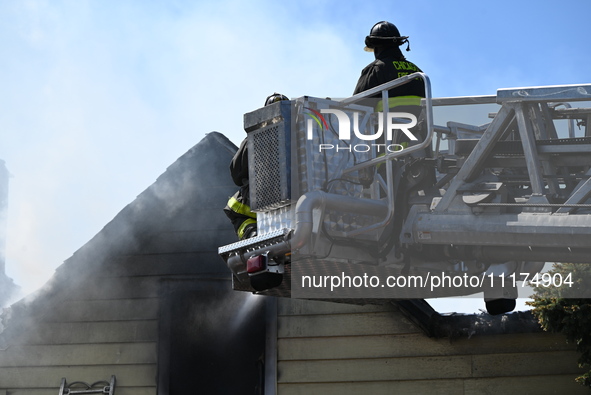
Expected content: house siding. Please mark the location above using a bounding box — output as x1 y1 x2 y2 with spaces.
0 133 240 394
0 132 586 395
276 298 587 395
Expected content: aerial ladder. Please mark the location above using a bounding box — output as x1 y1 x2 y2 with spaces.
219 74 591 314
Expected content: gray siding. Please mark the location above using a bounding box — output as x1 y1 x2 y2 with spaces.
277 298 586 395
0 132 240 394
0 259 160 394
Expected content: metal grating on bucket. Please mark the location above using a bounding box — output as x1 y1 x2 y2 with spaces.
249 122 291 211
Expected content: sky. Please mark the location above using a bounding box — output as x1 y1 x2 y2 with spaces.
1 0 590 311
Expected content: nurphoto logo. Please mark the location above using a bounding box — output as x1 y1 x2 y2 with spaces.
304 107 418 153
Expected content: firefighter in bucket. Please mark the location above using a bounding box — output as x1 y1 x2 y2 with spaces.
224 93 289 240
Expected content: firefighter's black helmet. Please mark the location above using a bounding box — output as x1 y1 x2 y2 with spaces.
364 21 409 51
264 93 289 106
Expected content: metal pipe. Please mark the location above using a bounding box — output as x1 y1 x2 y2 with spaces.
475 246 591 264
226 191 389 270
339 72 429 106
290 190 389 249
344 157 396 237
550 102 576 138
342 72 434 173
405 210 591 249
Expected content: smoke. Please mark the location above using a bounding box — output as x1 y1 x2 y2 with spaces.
2 0 588 312
0 0 365 300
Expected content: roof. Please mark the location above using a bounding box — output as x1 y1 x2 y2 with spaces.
0 131 240 346
397 299 541 338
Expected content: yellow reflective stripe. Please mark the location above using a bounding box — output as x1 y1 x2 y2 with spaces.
376 95 422 112
237 218 257 239
228 197 257 218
